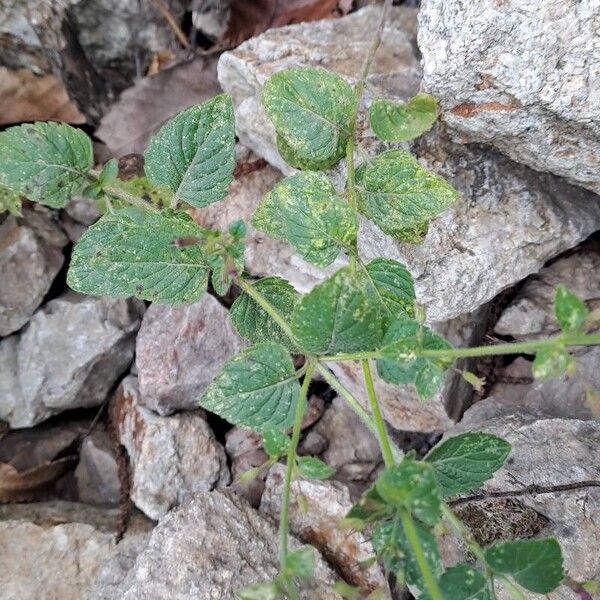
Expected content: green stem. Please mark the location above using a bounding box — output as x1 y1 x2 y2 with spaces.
362 359 394 467
103 184 161 213
496 576 528 600
320 351 381 362
441 504 486 563
399 508 444 600
279 361 315 568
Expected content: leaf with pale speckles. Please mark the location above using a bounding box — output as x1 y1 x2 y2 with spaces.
144 95 235 208
554 285 588 333
230 277 300 351
0 122 93 208
199 343 300 431
291 267 383 354
0 184 22 216
67 207 210 303
253 172 357 267
356 149 458 243
420 565 490 600
262 68 355 170
369 93 438 142
377 319 452 399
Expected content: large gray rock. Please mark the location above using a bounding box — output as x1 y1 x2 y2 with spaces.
112 376 230 520
447 412 600 598
87 490 343 599
0 207 68 337
135 293 246 415
418 0 600 194
0 293 144 428
0 501 152 600
261 463 390 597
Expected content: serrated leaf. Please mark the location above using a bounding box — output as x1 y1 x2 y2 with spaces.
0 122 93 208
554 285 588 332
369 93 438 142
532 347 575 379
144 95 235 208
375 460 441 525
296 456 335 480
362 258 415 324
420 565 490 600
485 538 564 593
253 172 357 267
377 320 452 399
356 149 458 243
283 546 315 582
199 343 299 431
373 518 442 589
425 432 511 497
0 184 22 216
230 277 300 351
262 67 355 170
67 208 210 303
263 428 291 458
291 267 383 354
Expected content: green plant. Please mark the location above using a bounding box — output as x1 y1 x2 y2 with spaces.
1 5 599 599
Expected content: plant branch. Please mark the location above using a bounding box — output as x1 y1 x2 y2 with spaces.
151 0 190 49
279 361 315 568
362 359 394 467
103 184 162 213
399 508 444 600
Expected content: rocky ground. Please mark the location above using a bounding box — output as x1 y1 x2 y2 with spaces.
1 1 599 599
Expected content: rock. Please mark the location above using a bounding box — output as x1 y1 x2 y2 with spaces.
359 132 600 322
0 500 152 600
495 240 600 339
112 376 230 520
135 293 246 415
218 6 421 185
261 463 391 597
87 490 343 599
75 431 120 506
0 206 68 336
64 197 101 227
417 0 600 194
315 396 382 482
447 412 600 597
0 293 144 428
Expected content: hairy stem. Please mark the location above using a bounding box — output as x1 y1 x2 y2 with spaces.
399 508 444 600
362 359 394 467
103 184 162 213
279 361 315 567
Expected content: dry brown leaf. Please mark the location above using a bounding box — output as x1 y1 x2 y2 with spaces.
224 0 352 46
0 68 85 126
96 56 221 157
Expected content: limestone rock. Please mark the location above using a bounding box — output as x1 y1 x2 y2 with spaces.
88 490 343 599
111 376 230 520
261 463 391 597
0 501 152 600
418 0 600 194
0 293 144 428
135 293 246 415
0 207 68 337
448 412 600 597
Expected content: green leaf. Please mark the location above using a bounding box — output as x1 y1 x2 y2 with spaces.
144 95 235 208
485 538 564 593
253 172 357 267
296 456 335 480
283 546 315 582
373 518 442 589
0 122 93 208
199 343 299 431
554 285 588 332
377 320 452 399
0 184 22 216
362 258 415 324
532 347 576 379
262 67 356 170
98 158 118 185
369 93 438 142
344 485 390 529
262 428 291 458
420 565 490 600
67 208 210 303
291 267 383 354
425 432 511 497
230 277 300 351
356 149 458 243
236 582 281 600
375 460 441 525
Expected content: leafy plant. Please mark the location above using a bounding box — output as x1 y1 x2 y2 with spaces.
1 2 599 598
